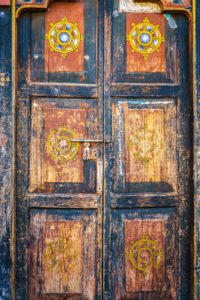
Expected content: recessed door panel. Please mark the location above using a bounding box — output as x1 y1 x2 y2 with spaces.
126 13 166 73
112 100 177 193
29 98 99 193
112 8 180 83
30 0 97 83
28 209 97 299
111 208 178 299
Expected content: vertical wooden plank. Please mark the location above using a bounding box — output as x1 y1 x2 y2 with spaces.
31 13 46 82
194 0 200 299
0 7 13 299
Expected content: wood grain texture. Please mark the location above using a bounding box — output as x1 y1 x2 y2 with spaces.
30 100 86 191
126 13 166 73
12 5 192 300
125 107 165 183
111 209 178 299
28 209 97 299
125 219 164 292
112 101 177 192
44 1 84 73
0 7 12 299
43 221 83 294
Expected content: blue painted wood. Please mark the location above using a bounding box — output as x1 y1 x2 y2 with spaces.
0 7 13 300
195 0 200 298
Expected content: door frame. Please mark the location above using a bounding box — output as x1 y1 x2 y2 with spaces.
0 0 199 298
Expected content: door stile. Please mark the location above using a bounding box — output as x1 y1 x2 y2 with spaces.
103 1 113 299
177 15 193 299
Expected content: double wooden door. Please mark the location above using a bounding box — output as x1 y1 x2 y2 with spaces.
16 1 192 299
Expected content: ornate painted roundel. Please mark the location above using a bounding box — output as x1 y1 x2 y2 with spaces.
128 235 163 273
45 127 79 163
46 17 83 57
127 17 165 59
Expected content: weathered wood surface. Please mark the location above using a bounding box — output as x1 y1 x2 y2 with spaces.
195 1 200 299
28 209 97 299
112 101 177 193
29 98 99 193
30 101 86 189
112 10 178 84
111 209 178 299
44 1 84 73
15 0 192 18
30 0 97 84
15 2 102 299
125 220 165 292
119 0 191 12
106 4 191 299
0 1 196 299
126 13 165 73
0 6 13 300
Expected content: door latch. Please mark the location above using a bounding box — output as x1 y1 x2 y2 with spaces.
71 138 107 193
71 138 110 160
83 142 98 160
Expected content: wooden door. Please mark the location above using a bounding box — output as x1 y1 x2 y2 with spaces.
16 1 192 299
104 2 192 299
16 1 103 299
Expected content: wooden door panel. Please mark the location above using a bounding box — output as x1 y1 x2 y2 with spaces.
111 208 178 299
30 0 97 83
28 209 97 299
126 13 166 73
112 99 177 193
29 98 99 193
112 10 184 83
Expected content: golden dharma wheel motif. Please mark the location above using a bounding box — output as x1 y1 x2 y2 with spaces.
46 17 83 57
129 126 160 164
45 127 79 163
128 235 163 273
127 17 165 59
